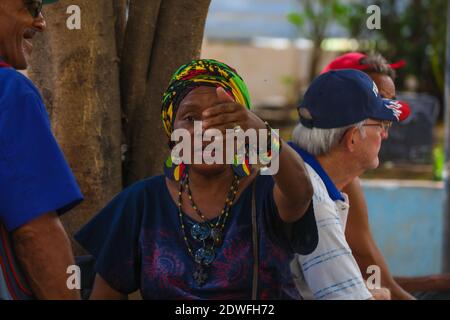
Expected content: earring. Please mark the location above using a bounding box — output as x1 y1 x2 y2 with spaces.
164 155 187 181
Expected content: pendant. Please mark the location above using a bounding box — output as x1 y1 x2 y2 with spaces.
193 264 209 287
191 223 211 241
210 227 223 246
194 247 215 265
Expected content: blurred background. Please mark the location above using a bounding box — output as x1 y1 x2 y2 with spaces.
32 0 448 278
201 0 447 276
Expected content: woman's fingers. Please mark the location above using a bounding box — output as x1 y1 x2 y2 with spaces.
202 102 241 118
203 110 246 130
216 86 235 103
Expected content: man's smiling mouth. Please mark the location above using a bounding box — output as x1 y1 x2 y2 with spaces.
22 28 37 54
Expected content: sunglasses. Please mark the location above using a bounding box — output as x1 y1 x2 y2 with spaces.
24 0 43 18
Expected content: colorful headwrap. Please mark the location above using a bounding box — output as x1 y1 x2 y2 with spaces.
161 59 251 137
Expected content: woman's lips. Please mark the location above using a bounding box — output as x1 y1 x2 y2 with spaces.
193 148 218 160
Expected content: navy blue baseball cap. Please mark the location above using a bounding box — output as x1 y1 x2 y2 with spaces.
299 69 410 129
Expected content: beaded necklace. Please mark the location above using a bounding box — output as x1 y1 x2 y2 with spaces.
177 173 240 286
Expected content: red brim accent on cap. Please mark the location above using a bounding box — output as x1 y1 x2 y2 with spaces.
397 100 411 121
382 99 411 122
389 60 407 69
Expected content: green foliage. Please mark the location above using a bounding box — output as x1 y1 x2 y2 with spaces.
287 12 305 28
287 0 362 80
363 0 447 101
288 0 354 39
433 145 444 181
288 0 447 104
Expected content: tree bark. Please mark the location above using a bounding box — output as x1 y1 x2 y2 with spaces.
123 0 211 185
28 0 123 254
113 0 128 59
27 30 55 117
120 0 162 186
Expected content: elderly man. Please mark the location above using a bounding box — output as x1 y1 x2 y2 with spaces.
289 69 410 300
324 52 450 300
0 0 83 300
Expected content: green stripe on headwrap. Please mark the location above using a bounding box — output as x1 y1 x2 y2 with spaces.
161 59 251 137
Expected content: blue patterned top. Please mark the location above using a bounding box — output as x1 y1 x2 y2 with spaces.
75 174 317 299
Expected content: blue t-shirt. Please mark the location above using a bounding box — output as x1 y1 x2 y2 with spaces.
75 174 317 299
0 63 84 300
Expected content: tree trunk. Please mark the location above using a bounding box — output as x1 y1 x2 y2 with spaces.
27 0 212 253
120 0 162 185
123 0 211 185
113 0 128 59
28 1 123 254
309 38 323 82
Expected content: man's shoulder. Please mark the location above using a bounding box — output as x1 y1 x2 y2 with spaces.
0 69 41 105
304 163 333 202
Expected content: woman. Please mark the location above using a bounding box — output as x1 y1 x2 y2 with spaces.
75 59 317 300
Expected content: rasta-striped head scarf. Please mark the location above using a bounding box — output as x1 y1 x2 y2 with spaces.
161 59 251 137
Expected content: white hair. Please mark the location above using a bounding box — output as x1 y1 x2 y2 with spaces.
292 120 367 156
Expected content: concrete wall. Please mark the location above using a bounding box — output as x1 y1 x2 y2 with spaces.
362 180 445 276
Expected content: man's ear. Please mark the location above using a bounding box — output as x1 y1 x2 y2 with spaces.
341 127 358 152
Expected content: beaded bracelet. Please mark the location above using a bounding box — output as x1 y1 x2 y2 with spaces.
257 121 282 165
266 121 282 152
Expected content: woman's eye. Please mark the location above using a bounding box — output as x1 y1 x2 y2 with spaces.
184 115 198 122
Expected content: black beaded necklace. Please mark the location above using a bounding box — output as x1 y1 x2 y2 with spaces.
177 173 240 287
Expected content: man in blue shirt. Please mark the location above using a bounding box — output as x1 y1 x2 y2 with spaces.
0 0 83 299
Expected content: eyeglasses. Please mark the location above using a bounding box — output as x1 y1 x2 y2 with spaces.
363 120 393 133
24 0 43 19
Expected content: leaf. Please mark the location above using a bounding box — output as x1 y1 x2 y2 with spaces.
332 2 351 18
287 12 305 28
